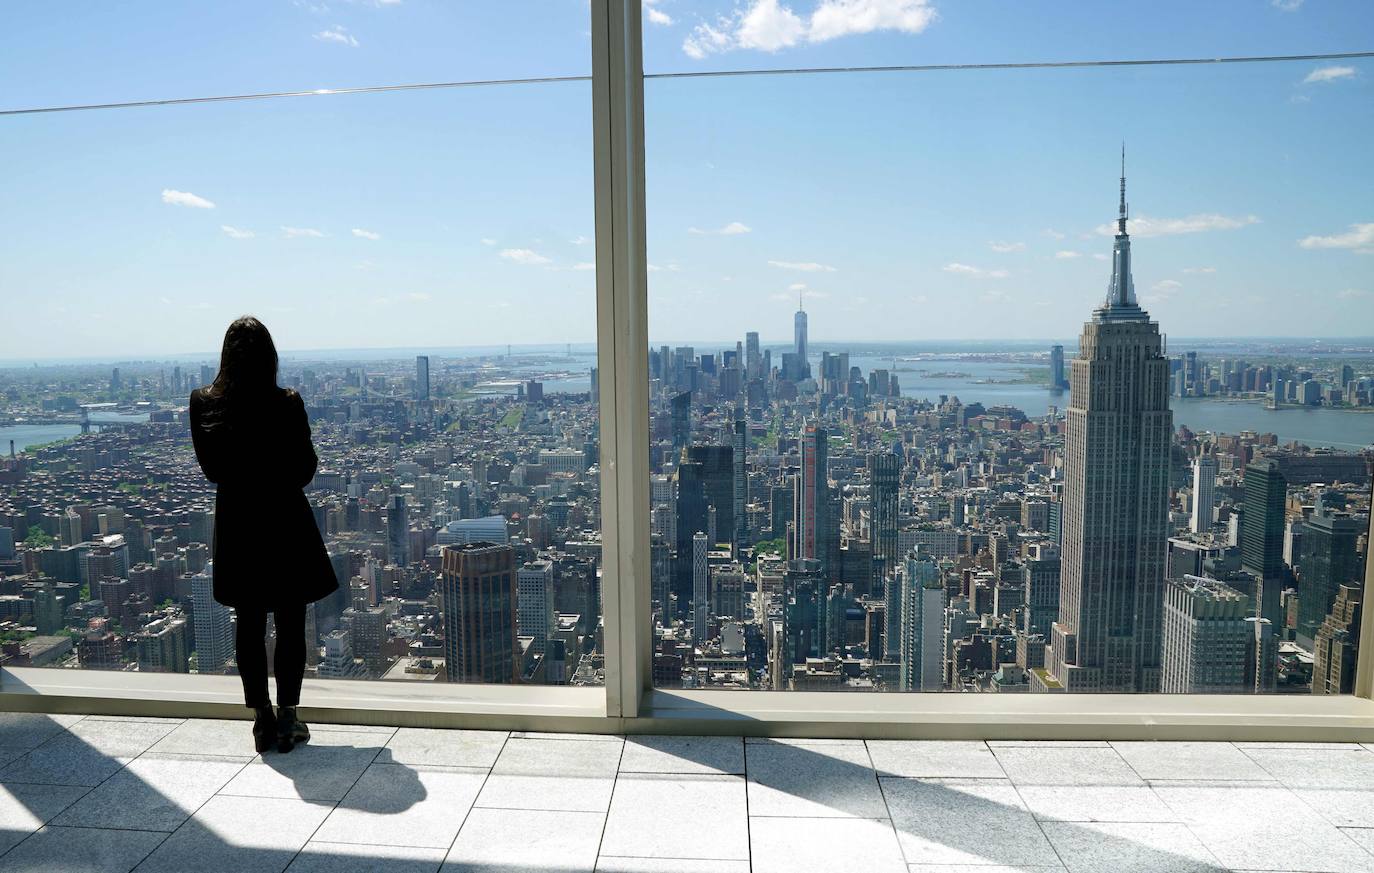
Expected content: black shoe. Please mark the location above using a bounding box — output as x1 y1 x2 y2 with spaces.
276 706 310 754
251 706 275 754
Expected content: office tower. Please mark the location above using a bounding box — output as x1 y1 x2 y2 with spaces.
1240 458 1287 627
1042 156 1171 693
0 526 13 561
1190 455 1217 533
386 495 409 566
1023 543 1061 636
883 564 903 662
191 570 233 673
868 452 900 573
685 444 734 548
783 559 826 670
1312 583 1363 695
745 331 761 379
794 424 831 574
670 391 692 455
1050 344 1066 389
343 606 387 676
415 355 430 401
732 417 747 548
200 364 213 388
135 614 189 674
438 515 510 545
517 559 555 654
899 550 945 692
1245 616 1278 692
441 543 519 684
1296 500 1362 650
1161 576 1249 693
692 532 709 643
317 629 361 679
110 367 120 393
794 294 808 368
650 536 671 623
673 461 707 614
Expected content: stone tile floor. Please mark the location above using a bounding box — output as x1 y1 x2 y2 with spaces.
1 712 1373 872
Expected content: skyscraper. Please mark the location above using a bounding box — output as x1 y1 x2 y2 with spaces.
898 549 945 692
692 531 709 643
415 355 430 401
745 331 761 380
441 542 518 684
732 415 748 549
191 569 233 674
1240 458 1287 627
794 293 808 369
1296 499 1362 650
794 424 830 575
517 559 555 654
1312 583 1363 695
386 494 409 567
685 444 734 549
867 451 900 572
670 391 692 456
1049 344 1067 390
1190 455 1217 534
1160 576 1250 693
1040 153 1172 693
673 461 708 614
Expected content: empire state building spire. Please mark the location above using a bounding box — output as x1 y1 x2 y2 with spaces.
1096 144 1145 322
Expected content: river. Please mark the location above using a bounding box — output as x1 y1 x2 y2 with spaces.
0 411 152 454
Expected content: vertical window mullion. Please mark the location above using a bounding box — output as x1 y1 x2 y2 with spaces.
591 0 650 720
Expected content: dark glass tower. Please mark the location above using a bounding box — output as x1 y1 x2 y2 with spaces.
441 542 518 684
1296 500 1362 649
1240 458 1287 626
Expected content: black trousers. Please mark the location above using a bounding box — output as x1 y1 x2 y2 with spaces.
236 604 306 709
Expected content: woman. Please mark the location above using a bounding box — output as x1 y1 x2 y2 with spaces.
190 317 338 753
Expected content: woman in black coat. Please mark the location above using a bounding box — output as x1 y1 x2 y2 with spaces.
189 316 338 753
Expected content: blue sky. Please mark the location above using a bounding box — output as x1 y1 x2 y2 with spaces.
1 1 1371 359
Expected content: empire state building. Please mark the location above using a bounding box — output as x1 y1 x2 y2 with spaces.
1036 152 1173 693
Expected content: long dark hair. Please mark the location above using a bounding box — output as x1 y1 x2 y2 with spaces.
202 316 280 428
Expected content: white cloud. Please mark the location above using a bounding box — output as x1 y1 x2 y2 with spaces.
1298 222 1374 253
644 0 674 26
789 282 807 291
1336 288 1370 300
1143 278 1183 305
1094 213 1260 238
570 235 590 245
943 262 1008 279
351 228 381 240
572 262 596 271
1043 228 1066 240
689 221 752 235
768 259 836 272
406 292 431 302
912 294 929 304
1303 65 1355 84
1054 250 1081 259
480 238 496 246
282 226 326 238
161 189 215 209
499 248 551 265
313 25 358 47
1092 253 1109 261
988 240 1025 253
1181 266 1217 274
1272 0 1304 10
684 0 935 58
220 225 254 239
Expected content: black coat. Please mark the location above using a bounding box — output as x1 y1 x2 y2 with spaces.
189 387 338 609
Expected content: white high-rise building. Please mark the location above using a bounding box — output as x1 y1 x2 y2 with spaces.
1161 576 1249 693
1039 152 1172 694
1190 455 1217 533
898 550 945 692
517 560 555 654
191 567 233 674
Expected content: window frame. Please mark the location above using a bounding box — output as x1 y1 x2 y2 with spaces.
3 0 1372 740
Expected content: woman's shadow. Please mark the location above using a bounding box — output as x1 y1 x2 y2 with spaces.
257 732 428 815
